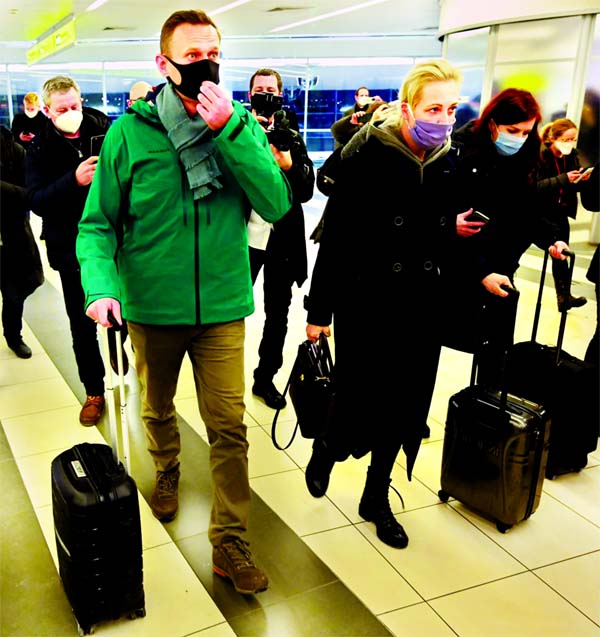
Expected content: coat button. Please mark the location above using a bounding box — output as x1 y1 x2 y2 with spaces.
393 263 403 272
394 216 404 226
424 260 433 271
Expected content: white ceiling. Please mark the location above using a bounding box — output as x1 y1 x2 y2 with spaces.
0 0 443 64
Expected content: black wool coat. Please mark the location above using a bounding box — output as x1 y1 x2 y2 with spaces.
0 126 44 296
26 107 110 271
306 130 462 477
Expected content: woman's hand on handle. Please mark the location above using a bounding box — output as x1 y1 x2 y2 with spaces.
306 324 331 343
481 273 514 297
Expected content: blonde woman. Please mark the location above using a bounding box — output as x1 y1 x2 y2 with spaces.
303 59 468 549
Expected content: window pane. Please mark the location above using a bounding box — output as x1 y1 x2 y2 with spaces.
446 27 489 65
496 17 581 63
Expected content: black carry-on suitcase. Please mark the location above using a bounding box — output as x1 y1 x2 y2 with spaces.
439 288 551 532
51 319 145 635
480 250 598 478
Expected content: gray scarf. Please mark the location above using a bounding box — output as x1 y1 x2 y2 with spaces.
156 82 222 200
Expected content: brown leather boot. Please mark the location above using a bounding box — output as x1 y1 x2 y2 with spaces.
150 465 180 522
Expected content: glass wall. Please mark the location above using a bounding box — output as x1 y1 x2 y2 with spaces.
579 16 600 168
0 56 428 155
444 15 597 141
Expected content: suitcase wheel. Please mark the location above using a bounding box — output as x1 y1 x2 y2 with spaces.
438 490 450 503
128 607 146 620
496 522 512 534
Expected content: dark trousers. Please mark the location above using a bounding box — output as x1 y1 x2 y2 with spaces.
1 276 26 343
250 246 294 382
585 282 599 365
58 267 104 396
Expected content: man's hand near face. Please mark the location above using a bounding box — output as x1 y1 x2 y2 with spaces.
196 81 233 130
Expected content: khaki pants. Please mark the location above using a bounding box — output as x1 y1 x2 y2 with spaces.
128 319 249 546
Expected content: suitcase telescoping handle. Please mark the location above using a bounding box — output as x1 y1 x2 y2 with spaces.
470 284 520 412
531 248 575 365
98 312 131 475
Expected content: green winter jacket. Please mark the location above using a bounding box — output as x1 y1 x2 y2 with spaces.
77 96 292 325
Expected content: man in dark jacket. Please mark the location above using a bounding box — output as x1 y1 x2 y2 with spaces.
26 75 110 426
247 68 315 408
11 92 47 148
0 125 44 357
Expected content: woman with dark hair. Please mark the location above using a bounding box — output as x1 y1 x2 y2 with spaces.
442 88 570 353
537 118 591 311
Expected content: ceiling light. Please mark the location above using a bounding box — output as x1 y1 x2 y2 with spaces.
270 0 391 33
86 0 109 11
211 0 252 16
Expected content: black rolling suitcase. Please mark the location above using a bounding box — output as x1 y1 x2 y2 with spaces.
439 288 551 532
51 320 145 635
482 250 598 478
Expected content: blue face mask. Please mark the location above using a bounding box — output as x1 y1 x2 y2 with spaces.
494 130 526 156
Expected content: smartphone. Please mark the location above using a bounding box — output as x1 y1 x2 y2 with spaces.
90 135 105 156
573 166 594 183
468 210 490 223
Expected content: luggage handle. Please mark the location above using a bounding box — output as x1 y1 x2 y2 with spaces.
471 285 519 412
99 312 131 474
531 249 575 366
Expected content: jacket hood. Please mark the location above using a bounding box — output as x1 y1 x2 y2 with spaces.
342 101 453 168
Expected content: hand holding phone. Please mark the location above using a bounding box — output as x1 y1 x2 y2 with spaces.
573 166 594 183
468 210 490 224
90 135 105 157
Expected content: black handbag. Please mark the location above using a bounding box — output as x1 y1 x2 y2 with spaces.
271 333 335 450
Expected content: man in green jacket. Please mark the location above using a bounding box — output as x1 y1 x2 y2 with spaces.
76 9 291 596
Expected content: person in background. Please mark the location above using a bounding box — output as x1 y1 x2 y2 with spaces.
0 126 44 358
26 76 110 426
127 81 153 107
444 88 571 356
247 67 315 409
11 92 46 147
579 161 599 365
76 10 291 595
331 87 383 148
537 118 591 311
303 59 467 549
331 99 388 148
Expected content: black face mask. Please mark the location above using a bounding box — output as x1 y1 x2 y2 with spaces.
164 56 220 100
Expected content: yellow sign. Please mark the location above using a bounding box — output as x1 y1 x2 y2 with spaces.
27 17 76 65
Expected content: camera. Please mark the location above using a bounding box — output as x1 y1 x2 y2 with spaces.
265 109 295 152
250 92 284 118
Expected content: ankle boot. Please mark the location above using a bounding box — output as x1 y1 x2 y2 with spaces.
305 439 335 498
358 466 408 549
557 293 588 312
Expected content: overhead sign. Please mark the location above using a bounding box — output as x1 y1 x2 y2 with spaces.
27 17 76 65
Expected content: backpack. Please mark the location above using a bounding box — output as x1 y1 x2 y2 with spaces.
316 145 344 197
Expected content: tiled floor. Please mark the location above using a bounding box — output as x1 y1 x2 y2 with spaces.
1 198 598 637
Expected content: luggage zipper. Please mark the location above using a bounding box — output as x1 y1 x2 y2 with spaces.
525 427 542 518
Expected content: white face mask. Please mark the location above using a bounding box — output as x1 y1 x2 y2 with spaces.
25 110 38 119
554 140 574 155
53 109 83 134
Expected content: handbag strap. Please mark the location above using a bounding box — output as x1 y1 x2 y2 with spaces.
270 333 334 451
270 350 301 451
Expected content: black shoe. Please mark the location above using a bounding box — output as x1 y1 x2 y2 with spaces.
558 294 588 312
358 494 409 549
305 439 335 498
7 338 32 359
422 424 431 439
252 379 286 410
